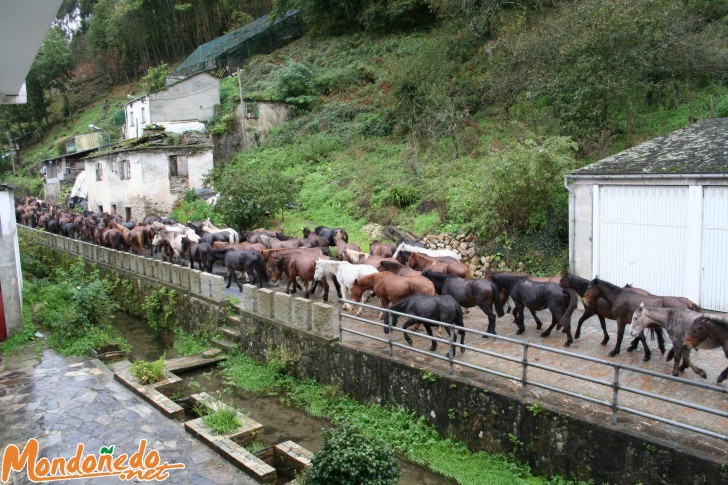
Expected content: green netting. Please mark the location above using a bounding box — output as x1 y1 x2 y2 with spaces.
173 10 302 78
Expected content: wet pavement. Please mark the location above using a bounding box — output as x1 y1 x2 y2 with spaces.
0 344 257 485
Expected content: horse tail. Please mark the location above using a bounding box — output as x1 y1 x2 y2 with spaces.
492 282 505 318
558 288 578 330
256 253 268 287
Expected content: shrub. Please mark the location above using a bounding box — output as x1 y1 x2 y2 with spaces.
303 425 400 485
275 61 317 101
129 355 166 384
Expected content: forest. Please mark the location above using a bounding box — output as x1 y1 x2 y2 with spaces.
2 0 727 274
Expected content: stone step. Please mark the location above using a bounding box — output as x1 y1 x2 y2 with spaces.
211 337 238 352
227 314 242 325
165 353 226 373
220 326 241 343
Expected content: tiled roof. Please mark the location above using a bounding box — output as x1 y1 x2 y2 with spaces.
571 118 728 176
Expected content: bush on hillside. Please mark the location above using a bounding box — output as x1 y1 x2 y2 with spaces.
302 425 400 485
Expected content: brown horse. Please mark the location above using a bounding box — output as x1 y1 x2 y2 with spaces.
284 253 333 301
334 231 361 261
350 272 436 315
340 249 393 269
407 252 470 279
370 240 396 258
266 248 325 285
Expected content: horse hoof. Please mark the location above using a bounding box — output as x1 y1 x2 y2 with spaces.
696 370 707 379
608 350 619 357
600 339 608 346
626 347 636 353
564 341 571 348
516 329 525 335
643 355 651 362
540 331 550 337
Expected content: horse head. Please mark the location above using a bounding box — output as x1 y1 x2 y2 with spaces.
314 259 326 282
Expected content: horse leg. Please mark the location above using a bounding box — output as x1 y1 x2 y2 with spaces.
514 303 526 334
656 329 666 355
423 324 437 352
401 319 417 347
480 304 497 337
597 315 609 345
541 308 560 337
608 320 627 358
225 267 233 288
529 309 543 329
322 278 329 303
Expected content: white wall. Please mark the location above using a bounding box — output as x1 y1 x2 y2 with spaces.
0 188 23 338
569 177 728 310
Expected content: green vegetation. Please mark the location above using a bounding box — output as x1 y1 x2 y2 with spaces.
303 425 400 485
3 0 727 276
129 355 167 384
20 257 129 357
199 403 243 435
144 287 177 331
173 329 212 357
221 352 585 484
0 313 38 357
170 190 222 226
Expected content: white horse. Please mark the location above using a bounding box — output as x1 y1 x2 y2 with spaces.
392 242 461 261
152 230 189 262
314 259 378 311
152 221 200 243
203 218 239 244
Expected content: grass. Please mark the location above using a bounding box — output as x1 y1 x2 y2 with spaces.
0 312 38 356
172 329 211 357
200 403 243 435
220 352 588 485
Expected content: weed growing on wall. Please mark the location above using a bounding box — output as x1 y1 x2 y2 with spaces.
172 329 212 357
200 403 243 435
144 287 177 331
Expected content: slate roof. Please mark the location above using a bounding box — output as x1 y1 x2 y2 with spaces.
570 118 728 176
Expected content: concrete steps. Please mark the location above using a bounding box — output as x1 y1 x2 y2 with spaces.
211 337 238 352
220 326 241 343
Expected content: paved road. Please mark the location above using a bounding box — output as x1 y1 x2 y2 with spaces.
0 345 257 485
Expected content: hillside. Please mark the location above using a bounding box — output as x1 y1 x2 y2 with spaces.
4 0 728 275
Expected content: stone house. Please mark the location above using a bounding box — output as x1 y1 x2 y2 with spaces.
566 118 728 312
84 138 214 220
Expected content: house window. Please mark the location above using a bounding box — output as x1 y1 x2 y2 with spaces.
120 159 131 180
95 163 103 181
98 205 103 213
111 204 117 214
168 155 189 178
129 110 135 127
125 207 132 221
141 107 146 124
244 102 259 119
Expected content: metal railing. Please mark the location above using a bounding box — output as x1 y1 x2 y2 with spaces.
337 299 728 442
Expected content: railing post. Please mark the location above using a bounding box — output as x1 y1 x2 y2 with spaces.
338 300 343 342
387 309 393 357
447 324 456 375
521 344 529 397
611 366 620 425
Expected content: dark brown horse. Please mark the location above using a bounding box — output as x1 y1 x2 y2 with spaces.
284 253 333 301
379 260 422 277
370 240 396 258
683 314 728 383
583 278 672 361
407 252 470 279
334 231 361 261
422 270 504 335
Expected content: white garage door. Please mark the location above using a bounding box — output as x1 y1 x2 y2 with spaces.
596 185 688 296
701 186 728 312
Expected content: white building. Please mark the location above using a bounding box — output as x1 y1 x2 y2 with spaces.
566 118 728 312
124 72 220 139
84 141 214 220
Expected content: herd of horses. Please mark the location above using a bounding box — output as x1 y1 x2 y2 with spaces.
15 197 728 383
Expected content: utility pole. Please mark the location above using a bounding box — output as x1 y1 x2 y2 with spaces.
237 68 248 152
6 132 16 174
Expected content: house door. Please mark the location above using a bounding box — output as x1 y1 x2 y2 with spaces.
594 185 689 296
176 155 188 177
700 186 728 312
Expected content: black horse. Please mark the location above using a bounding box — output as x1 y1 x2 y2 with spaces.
385 294 465 358
489 273 578 347
304 226 349 247
422 270 504 335
189 241 213 272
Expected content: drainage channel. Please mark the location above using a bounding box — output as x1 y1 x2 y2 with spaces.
113 312 455 484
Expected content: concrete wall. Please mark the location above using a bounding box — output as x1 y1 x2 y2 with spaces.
0 188 23 338
84 146 213 219
213 101 292 165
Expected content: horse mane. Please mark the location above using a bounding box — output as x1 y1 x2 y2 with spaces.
421 269 447 281
563 271 589 294
379 260 405 271
591 277 622 293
